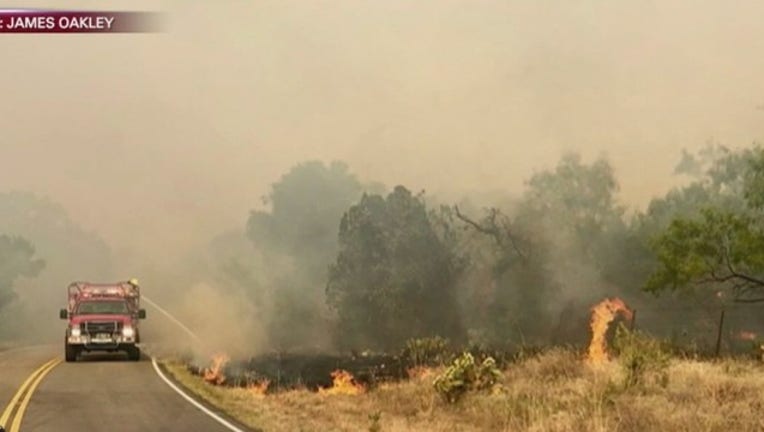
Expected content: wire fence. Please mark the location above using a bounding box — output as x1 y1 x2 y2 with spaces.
629 303 764 357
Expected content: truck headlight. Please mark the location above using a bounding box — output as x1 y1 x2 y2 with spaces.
122 326 135 338
71 326 81 337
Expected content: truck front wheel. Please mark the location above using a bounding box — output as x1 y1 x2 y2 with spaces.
65 343 79 362
126 346 141 361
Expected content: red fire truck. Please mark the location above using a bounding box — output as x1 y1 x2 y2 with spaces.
59 280 147 362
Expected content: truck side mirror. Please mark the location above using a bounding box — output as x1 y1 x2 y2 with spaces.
59 309 68 320
138 309 146 319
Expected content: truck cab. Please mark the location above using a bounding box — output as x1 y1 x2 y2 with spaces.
60 281 147 362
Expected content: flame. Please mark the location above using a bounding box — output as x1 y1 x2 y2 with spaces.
586 297 633 364
247 379 270 397
203 353 230 385
318 369 365 395
736 331 757 341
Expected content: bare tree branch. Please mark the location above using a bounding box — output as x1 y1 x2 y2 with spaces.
730 297 764 303
454 206 500 242
701 235 764 302
453 206 527 261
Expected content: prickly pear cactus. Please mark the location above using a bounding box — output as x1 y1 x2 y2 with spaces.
433 352 501 403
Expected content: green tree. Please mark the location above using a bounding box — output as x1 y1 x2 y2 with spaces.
641 144 753 233
645 145 764 302
0 235 44 311
326 186 465 350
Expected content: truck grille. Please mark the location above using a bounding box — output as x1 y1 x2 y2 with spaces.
83 321 121 335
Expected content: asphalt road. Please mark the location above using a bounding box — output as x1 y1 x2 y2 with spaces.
0 345 240 432
0 346 56 421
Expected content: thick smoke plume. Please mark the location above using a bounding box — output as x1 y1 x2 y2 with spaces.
1 1 764 355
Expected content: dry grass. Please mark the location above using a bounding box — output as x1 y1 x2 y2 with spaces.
162 348 764 432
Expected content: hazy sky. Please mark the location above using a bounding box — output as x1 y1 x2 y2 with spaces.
1 0 763 261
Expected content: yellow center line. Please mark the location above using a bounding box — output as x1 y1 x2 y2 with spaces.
9 358 61 432
0 358 60 431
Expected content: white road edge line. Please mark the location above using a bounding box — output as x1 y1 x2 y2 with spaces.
151 357 247 432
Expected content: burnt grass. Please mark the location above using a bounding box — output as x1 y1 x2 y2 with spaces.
181 340 759 394
184 346 530 393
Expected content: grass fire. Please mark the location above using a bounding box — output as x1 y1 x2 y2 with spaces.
203 353 230 386
160 297 764 431
246 379 270 398
586 297 633 364
318 370 365 396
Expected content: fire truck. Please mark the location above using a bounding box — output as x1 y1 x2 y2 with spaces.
59 280 147 362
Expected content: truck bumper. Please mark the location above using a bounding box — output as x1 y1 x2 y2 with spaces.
67 335 137 349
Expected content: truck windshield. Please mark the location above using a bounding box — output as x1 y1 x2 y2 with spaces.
76 301 129 315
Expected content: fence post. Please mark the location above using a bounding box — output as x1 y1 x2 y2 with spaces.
715 309 726 358
630 309 637 331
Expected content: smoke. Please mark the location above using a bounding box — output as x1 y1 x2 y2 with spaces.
2 1 764 262
2 1 764 352
144 282 267 359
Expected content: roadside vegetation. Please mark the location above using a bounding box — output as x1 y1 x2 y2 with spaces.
162 142 764 431
0 234 44 313
164 340 764 432
5 145 764 350
204 143 764 355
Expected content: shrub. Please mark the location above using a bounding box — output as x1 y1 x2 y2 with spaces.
368 411 382 432
433 352 501 403
612 324 670 389
401 336 451 367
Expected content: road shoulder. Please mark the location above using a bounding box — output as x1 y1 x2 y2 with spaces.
153 359 261 432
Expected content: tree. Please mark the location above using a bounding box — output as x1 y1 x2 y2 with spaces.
247 160 367 273
448 205 535 345
646 145 764 302
452 154 629 345
0 235 44 311
522 154 624 238
645 209 764 302
0 192 111 342
0 192 112 282
242 160 370 350
326 186 465 350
